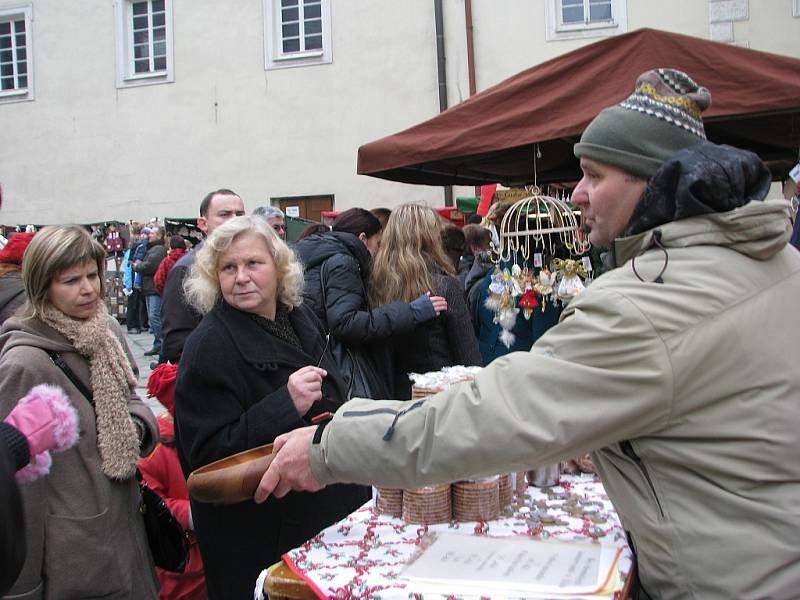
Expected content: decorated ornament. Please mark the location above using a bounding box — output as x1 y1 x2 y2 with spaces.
518 289 539 320
484 264 523 348
488 266 505 295
552 259 588 302
533 268 557 309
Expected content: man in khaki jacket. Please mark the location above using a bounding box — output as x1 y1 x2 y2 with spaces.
255 69 800 599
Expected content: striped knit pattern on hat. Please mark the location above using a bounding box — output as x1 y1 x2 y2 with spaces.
619 69 710 139
574 68 712 178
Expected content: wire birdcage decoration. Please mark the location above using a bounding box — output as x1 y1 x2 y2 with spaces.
497 186 589 263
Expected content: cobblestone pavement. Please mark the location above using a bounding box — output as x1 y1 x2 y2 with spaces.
122 327 167 419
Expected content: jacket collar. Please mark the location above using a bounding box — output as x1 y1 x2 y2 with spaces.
296 231 371 274
609 198 792 268
212 301 326 367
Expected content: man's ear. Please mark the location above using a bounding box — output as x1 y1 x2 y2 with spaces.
358 232 367 242
197 217 208 235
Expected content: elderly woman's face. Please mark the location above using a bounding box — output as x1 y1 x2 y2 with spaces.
217 231 279 319
48 259 101 320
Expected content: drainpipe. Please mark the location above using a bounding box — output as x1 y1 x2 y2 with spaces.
434 0 453 206
464 0 481 198
465 0 477 97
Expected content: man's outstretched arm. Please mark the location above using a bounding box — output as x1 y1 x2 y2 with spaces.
254 426 323 503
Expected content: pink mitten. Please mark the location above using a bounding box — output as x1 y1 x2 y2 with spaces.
4 384 79 459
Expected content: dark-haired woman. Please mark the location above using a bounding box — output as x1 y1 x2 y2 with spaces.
294 207 446 399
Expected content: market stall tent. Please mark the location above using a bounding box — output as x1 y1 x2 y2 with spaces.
357 28 800 186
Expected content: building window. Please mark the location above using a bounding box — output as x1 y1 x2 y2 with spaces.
114 0 174 88
794 0 800 17
0 4 33 103
545 0 627 41
264 0 332 70
560 0 612 25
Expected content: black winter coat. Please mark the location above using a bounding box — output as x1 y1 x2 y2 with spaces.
133 240 167 296
0 272 25 326
160 247 202 363
392 272 481 399
0 422 26 596
174 301 370 600
295 232 421 398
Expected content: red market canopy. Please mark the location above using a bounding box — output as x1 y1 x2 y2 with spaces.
357 28 800 186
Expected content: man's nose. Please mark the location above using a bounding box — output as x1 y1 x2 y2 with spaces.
572 178 589 205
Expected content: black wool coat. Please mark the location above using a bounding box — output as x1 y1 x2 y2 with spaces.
175 301 371 600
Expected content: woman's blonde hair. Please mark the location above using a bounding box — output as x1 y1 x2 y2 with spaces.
184 215 304 315
369 204 454 305
21 225 106 319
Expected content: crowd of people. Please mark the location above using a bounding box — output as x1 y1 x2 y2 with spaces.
0 186 498 599
0 66 799 600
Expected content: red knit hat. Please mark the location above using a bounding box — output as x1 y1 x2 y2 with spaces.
146 363 178 415
0 232 35 265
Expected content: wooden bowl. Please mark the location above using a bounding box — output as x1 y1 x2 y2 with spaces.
187 443 274 504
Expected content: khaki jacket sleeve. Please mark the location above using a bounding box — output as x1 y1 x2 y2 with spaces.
311 287 675 488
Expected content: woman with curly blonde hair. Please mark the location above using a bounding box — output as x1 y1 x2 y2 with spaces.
174 216 370 600
370 205 480 398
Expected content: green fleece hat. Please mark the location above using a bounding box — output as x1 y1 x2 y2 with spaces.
574 69 711 178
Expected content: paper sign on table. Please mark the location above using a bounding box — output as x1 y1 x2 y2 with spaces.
401 532 621 598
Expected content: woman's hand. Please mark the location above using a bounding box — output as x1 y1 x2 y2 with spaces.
428 295 448 315
410 292 448 323
287 366 327 416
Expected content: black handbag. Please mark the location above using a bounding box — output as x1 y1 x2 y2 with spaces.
46 350 189 572
136 470 189 572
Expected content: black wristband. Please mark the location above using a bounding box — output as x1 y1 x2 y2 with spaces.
312 419 330 445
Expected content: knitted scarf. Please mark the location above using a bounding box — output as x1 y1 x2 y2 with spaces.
41 303 140 480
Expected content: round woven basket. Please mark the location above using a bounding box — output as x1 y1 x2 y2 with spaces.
452 477 500 521
375 487 403 517
402 484 452 524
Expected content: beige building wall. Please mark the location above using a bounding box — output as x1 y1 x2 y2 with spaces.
0 0 798 225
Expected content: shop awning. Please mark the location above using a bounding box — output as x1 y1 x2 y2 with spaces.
357 28 800 186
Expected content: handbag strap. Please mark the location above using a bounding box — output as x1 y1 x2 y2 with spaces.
319 259 333 335
46 350 154 488
47 350 95 409
318 259 355 400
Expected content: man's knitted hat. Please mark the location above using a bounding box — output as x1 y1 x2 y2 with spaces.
574 69 711 178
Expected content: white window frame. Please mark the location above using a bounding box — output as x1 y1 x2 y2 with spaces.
0 4 33 103
545 0 627 42
263 0 332 70
114 0 174 88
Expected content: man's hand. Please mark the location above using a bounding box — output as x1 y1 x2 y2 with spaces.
254 426 324 503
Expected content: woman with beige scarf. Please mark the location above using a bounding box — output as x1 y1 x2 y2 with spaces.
0 225 159 600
